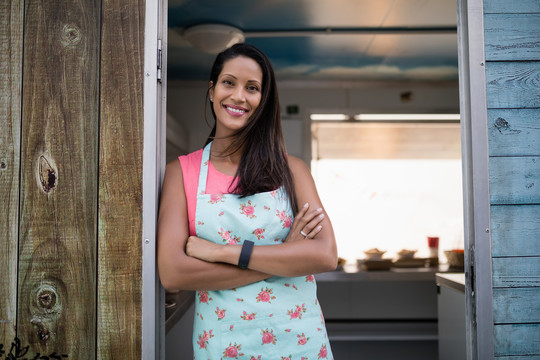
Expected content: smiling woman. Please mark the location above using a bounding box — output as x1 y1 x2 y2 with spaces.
158 43 337 359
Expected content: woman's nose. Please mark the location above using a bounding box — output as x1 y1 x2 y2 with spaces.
231 87 246 102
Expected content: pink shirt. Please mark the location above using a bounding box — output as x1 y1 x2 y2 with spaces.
179 149 238 236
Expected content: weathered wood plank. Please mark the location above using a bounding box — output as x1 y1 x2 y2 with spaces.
492 257 540 288
17 0 100 357
485 14 540 61
488 109 540 157
491 205 540 257
489 157 540 205
0 0 23 346
486 61 540 109
494 324 540 356
97 0 144 358
484 0 540 14
493 287 540 323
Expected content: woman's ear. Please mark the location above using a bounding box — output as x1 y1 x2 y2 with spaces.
209 81 214 102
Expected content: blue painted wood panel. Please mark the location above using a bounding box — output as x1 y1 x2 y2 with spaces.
485 14 540 61
485 1 540 358
492 257 540 288
494 324 540 356
489 157 540 204
486 62 540 109
488 109 540 157
490 205 540 257
493 288 540 323
484 0 540 14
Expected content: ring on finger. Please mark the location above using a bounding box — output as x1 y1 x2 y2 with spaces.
300 230 307 237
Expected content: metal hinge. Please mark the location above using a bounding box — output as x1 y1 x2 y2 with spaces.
157 39 162 82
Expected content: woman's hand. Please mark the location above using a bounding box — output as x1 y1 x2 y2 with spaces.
186 236 222 263
285 202 325 243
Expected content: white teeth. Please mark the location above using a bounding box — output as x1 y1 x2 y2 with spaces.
226 106 246 114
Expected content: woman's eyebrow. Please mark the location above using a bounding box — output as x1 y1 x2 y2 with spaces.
221 74 261 85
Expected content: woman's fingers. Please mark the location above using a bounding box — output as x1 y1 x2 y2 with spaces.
290 203 325 240
300 211 325 239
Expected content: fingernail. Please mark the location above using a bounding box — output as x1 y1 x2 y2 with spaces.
304 202 309 208
316 225 322 230
319 213 325 218
316 208 322 212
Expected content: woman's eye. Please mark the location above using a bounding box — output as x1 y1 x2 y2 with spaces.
247 85 260 92
222 80 233 86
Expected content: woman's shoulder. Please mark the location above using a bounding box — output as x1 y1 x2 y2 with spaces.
165 148 204 176
171 148 203 170
287 154 310 174
178 148 204 162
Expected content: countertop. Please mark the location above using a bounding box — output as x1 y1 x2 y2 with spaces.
436 273 466 293
315 263 459 282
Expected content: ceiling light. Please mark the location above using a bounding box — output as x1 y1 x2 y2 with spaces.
310 114 351 121
354 114 460 121
182 24 245 54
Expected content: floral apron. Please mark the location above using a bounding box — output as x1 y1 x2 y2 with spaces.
193 142 333 360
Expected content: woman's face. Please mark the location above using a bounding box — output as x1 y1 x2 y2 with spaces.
209 56 263 137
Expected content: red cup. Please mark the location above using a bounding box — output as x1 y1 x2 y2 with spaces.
427 236 439 248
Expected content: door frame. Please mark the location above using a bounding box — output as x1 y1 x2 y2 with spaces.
142 0 497 358
457 0 494 358
142 0 168 358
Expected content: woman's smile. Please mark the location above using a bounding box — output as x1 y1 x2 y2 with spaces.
224 104 248 117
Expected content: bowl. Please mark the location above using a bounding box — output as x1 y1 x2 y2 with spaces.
364 248 386 260
397 249 417 259
444 250 464 268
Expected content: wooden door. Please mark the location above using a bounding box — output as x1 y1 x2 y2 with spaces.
0 0 153 358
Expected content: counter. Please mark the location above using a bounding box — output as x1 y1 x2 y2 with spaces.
436 273 466 360
316 263 452 282
316 264 457 360
436 273 465 292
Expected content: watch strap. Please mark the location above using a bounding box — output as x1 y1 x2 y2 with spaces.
238 240 254 269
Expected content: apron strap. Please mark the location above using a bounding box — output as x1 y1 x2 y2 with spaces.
197 142 212 195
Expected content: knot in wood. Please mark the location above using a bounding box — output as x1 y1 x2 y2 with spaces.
37 289 57 310
39 155 57 193
30 316 51 342
494 117 521 135
494 117 509 130
0 161 6 169
33 283 61 314
61 24 82 47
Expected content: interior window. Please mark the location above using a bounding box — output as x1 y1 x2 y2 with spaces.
311 120 464 263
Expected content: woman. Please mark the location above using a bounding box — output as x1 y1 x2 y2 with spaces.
158 43 337 359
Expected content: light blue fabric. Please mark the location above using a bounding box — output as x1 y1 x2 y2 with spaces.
192 142 333 360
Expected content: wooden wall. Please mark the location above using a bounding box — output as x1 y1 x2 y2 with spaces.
484 0 540 357
0 0 145 358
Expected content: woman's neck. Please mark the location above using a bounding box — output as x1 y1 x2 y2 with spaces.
209 138 242 176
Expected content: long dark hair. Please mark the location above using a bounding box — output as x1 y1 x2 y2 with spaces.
205 43 298 214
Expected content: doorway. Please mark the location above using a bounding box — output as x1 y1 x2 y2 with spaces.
163 1 466 359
